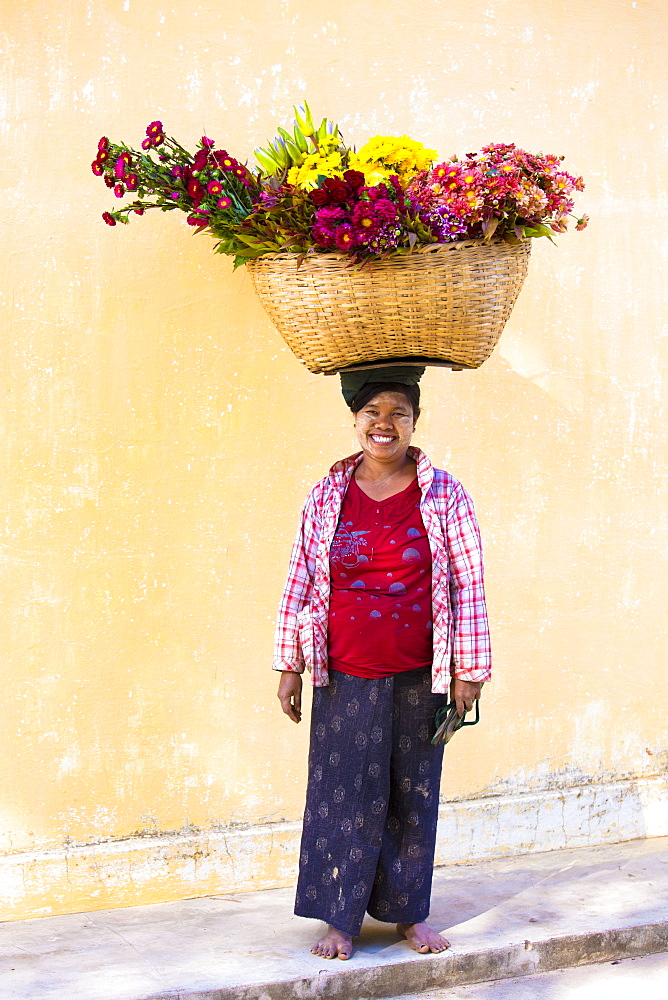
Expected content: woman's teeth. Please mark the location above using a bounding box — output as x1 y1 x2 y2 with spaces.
370 434 394 444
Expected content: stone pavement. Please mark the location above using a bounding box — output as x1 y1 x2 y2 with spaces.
1 837 667 1000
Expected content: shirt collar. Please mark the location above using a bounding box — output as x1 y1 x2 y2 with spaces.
328 446 434 495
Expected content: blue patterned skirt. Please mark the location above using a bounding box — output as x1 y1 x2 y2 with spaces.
295 667 445 936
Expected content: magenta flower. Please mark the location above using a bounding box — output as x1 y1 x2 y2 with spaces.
114 183 125 198
98 136 109 152
104 174 115 189
141 139 152 150
146 120 163 138
312 224 337 247
187 214 209 227
125 174 138 191
91 160 104 176
201 136 215 148
351 203 382 236
217 196 232 210
170 166 182 178
207 180 223 196
169 191 181 201
102 212 116 226
334 225 357 251
114 156 128 179
97 148 109 163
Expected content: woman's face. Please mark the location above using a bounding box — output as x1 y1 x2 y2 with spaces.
353 391 416 464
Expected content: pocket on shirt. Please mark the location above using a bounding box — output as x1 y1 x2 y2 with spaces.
296 604 315 671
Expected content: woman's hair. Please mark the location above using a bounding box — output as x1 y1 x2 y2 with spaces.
349 381 421 422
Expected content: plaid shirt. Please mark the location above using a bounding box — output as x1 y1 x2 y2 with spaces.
273 447 491 694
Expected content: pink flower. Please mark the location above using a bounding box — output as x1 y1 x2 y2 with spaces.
102 212 116 226
125 174 138 191
114 183 125 198
91 160 104 176
575 214 589 231
217 196 232 210
170 191 181 201
170 166 182 178
207 180 223 196
146 120 163 138
141 138 152 150
201 136 215 148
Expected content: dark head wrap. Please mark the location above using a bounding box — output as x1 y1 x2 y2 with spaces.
340 365 425 407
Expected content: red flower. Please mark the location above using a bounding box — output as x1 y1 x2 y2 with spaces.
91 160 104 176
114 183 125 198
146 120 163 138
187 179 204 205
97 148 109 163
141 139 152 150
207 180 223 196
133 203 145 215
193 149 209 171
125 174 138 191
343 170 365 191
323 178 350 204
98 137 109 151
104 174 114 188
102 212 116 226
217 196 232 210
310 188 330 207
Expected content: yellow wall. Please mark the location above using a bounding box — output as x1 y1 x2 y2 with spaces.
1 0 667 918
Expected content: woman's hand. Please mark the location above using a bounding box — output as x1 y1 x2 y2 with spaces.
278 671 303 724
450 678 482 718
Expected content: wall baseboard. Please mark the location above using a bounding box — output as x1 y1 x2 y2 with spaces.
2 775 667 921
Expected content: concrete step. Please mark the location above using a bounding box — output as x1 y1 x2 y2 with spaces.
387 952 668 1000
1 837 667 1000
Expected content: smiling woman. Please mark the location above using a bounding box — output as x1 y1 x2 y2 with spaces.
274 367 491 960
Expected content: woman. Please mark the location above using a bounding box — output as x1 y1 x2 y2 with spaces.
275 371 491 960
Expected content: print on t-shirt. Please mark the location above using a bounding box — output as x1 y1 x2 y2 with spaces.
327 476 433 678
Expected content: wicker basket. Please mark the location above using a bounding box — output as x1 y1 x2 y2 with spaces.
246 237 531 375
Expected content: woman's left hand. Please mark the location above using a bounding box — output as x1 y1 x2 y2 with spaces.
450 678 482 718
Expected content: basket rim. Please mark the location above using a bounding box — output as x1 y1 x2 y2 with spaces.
245 236 530 268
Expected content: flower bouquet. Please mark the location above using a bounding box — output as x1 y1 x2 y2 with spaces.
93 104 587 373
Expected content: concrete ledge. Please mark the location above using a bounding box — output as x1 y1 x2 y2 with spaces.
1 837 667 1000
223 924 668 1000
2 775 667 920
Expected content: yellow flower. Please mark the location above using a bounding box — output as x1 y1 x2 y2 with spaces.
349 134 436 184
287 149 343 188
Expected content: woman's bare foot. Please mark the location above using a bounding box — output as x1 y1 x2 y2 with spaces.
397 921 450 954
311 924 353 960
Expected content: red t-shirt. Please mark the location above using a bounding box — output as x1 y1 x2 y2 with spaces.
327 475 433 678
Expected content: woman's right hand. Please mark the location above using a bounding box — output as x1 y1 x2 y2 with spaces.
277 671 303 724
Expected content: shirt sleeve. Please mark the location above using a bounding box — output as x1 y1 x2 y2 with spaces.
446 481 492 682
272 487 323 673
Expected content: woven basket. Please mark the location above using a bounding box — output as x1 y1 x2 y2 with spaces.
246 237 531 375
